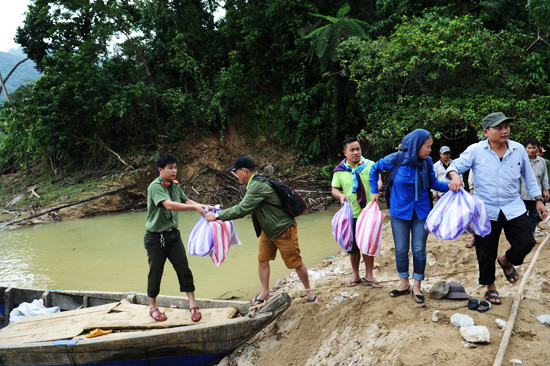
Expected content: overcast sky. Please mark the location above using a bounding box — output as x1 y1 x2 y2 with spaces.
0 0 30 52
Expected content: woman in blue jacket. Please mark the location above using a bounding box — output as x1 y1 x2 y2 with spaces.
369 129 450 303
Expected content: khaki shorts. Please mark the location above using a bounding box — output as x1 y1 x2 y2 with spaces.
258 221 303 269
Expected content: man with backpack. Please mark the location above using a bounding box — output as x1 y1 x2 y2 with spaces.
204 156 319 305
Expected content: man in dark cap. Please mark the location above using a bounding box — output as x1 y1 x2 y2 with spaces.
447 112 547 305
205 156 319 304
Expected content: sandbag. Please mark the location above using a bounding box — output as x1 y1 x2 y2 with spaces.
425 189 490 240
356 201 386 256
332 201 354 251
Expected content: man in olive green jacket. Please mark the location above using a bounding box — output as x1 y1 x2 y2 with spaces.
205 156 319 305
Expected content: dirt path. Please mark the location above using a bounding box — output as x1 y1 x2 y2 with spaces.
219 220 550 366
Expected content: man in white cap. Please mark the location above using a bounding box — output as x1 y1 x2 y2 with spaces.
432 146 461 200
447 112 548 305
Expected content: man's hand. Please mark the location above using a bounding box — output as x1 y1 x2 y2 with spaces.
536 200 548 220
432 192 439 200
339 195 350 206
448 171 463 192
543 189 550 202
205 212 217 221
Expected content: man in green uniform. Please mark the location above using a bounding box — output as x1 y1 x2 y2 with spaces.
204 156 319 305
145 153 209 322
332 137 383 288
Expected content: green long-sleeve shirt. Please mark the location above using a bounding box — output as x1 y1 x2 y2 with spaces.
218 173 294 241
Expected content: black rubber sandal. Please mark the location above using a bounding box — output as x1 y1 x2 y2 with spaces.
497 257 519 283
389 286 411 297
485 289 502 305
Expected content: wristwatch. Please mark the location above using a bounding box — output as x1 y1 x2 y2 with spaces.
535 197 544 202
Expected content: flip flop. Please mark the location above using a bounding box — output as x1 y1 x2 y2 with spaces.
252 295 267 306
389 286 411 297
348 279 361 287
307 295 320 303
485 289 502 305
497 257 519 283
412 291 425 303
190 306 202 322
468 299 480 310
465 239 475 248
149 307 167 322
477 300 491 313
86 328 113 338
361 278 383 288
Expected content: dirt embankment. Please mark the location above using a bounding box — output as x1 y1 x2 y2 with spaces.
0 128 335 228
219 223 550 366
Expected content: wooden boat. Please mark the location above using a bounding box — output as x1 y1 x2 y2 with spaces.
0 286 291 365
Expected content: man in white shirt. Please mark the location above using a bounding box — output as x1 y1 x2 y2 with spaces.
432 146 461 200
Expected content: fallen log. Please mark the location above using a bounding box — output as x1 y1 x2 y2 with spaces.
5 184 137 225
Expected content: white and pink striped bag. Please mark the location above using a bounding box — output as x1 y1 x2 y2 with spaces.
332 201 354 251
209 220 231 266
356 201 386 256
187 209 241 266
425 189 491 240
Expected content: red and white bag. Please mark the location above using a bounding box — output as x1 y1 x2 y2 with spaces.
209 220 231 266
355 201 386 256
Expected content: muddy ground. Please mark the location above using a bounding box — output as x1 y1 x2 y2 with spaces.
219 220 550 366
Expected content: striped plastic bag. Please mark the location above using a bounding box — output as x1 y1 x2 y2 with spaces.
425 189 490 240
187 216 214 257
356 201 386 256
224 220 242 246
332 201 354 251
465 194 491 237
210 220 231 266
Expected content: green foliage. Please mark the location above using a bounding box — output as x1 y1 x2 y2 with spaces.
341 10 550 156
2 0 550 174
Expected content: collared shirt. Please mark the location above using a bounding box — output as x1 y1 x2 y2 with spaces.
369 156 449 221
145 177 188 232
447 139 541 221
331 159 374 218
519 156 549 200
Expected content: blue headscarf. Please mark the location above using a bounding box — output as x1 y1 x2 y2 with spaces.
401 129 431 201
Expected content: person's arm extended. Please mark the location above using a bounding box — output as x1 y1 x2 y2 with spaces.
331 186 349 206
161 199 207 216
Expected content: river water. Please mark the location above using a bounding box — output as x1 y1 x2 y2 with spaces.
0 208 341 301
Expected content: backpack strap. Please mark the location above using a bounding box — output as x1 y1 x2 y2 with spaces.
251 175 287 214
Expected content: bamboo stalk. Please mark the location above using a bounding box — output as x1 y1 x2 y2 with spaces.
493 233 550 366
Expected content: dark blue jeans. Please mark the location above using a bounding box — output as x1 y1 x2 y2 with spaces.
390 212 428 281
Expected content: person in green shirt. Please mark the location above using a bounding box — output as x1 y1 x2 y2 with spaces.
144 153 209 322
204 156 319 305
332 137 383 288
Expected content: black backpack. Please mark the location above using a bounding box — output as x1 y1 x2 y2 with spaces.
252 175 307 217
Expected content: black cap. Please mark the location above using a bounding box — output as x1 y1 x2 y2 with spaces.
228 156 255 171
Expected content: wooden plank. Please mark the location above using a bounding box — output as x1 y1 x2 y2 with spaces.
0 303 119 344
0 302 239 345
